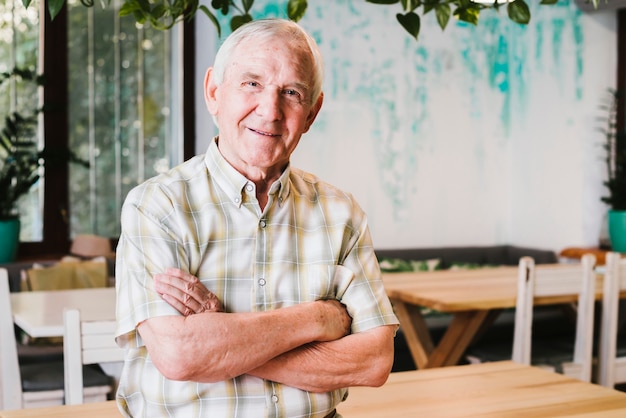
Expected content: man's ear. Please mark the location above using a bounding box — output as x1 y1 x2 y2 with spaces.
204 67 219 115
303 92 324 133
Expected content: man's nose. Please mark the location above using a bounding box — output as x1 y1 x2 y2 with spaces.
256 89 283 121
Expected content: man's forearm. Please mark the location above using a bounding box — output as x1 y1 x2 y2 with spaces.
247 325 396 392
139 300 351 382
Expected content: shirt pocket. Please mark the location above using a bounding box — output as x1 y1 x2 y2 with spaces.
306 264 355 301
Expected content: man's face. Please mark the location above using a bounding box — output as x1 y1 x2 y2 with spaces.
205 36 323 178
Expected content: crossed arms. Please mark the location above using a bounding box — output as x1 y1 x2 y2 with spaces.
137 268 396 392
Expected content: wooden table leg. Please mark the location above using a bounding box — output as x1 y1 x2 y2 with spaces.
392 298 494 369
426 310 491 368
392 299 433 369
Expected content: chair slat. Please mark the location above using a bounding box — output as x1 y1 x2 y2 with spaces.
64 308 124 405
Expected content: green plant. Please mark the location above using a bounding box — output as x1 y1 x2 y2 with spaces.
24 0 600 41
0 68 88 220
599 89 626 211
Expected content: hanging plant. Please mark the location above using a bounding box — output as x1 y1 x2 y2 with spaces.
24 0 592 41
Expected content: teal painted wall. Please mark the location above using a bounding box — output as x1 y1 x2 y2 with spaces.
198 0 617 252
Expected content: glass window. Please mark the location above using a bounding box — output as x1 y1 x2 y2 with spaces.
67 0 182 238
1 0 183 248
0 0 41 242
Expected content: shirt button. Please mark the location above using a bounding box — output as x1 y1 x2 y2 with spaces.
271 395 278 403
245 183 254 192
234 197 240 204
259 220 266 228
258 278 266 286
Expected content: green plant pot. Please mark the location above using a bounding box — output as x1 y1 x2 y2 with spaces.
0 218 20 263
608 210 626 253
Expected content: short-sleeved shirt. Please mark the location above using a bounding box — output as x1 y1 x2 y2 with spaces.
115 137 399 417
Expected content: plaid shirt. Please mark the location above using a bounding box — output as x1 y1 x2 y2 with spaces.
115 138 398 417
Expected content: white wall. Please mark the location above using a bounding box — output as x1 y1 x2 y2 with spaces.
195 0 617 254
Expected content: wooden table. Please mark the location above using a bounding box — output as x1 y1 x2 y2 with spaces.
10 287 116 338
383 265 621 369
0 401 119 417
338 361 626 417
3 362 625 417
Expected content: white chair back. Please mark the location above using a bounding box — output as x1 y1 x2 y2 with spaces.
0 268 22 410
598 252 626 387
512 254 597 382
63 308 125 405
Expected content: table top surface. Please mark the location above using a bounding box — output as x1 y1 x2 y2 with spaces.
382 264 617 312
0 401 119 418
3 362 625 417
10 287 116 338
338 361 626 417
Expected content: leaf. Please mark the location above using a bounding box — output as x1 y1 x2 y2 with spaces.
454 4 480 26
508 0 531 24
434 3 451 30
539 0 558 4
366 0 400 5
231 14 253 32
132 10 147 24
47 0 66 20
135 0 151 13
288 0 308 22
119 0 142 15
396 12 420 40
423 1 436 15
21 0 32 8
150 4 166 20
199 5 221 38
212 0 230 15
400 0 420 12
242 0 254 12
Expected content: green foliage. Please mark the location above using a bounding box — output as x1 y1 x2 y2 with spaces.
32 0 576 41
598 89 626 211
0 68 88 220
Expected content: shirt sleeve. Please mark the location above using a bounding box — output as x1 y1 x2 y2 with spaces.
338 209 399 334
115 181 188 349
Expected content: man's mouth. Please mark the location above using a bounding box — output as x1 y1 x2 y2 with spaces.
249 127 280 137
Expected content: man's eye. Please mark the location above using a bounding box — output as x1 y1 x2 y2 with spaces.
283 89 302 100
245 81 259 87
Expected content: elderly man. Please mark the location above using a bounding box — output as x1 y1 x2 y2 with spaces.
115 18 399 418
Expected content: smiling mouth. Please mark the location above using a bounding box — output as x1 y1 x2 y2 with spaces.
249 127 280 137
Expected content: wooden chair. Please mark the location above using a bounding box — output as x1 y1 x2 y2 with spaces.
0 267 64 409
0 268 115 410
69 234 113 258
598 251 626 387
512 254 597 382
63 308 125 405
465 255 597 382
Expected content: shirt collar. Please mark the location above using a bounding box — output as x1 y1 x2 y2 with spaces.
204 136 291 207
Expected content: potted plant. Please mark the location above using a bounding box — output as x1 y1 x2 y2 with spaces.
599 89 626 253
0 67 87 262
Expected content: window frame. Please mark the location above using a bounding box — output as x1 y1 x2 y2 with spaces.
17 1 196 259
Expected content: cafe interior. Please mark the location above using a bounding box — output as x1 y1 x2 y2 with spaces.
3 0 626 416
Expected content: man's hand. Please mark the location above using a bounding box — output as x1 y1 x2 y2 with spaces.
154 268 224 316
316 299 352 342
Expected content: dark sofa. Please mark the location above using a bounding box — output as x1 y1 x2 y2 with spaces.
375 245 558 269
374 245 559 372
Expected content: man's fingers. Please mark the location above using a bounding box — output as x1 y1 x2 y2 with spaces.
155 268 224 315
